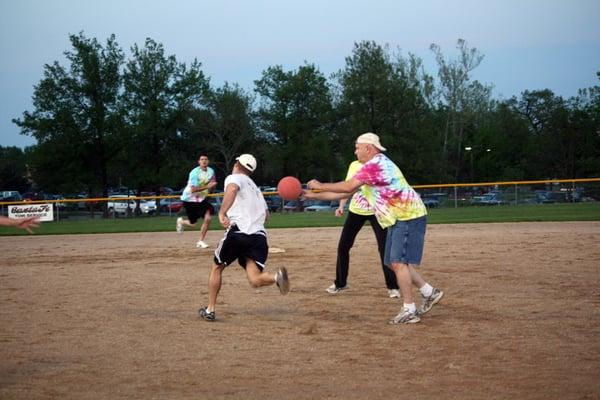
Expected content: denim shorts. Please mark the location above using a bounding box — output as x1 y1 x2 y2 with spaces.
384 216 427 266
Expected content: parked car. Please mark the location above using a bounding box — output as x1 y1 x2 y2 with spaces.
264 195 282 212
470 192 503 205
1 191 22 202
304 200 338 212
159 197 183 213
107 195 157 216
422 197 440 208
283 200 306 212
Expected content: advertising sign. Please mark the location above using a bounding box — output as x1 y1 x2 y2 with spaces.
8 203 54 222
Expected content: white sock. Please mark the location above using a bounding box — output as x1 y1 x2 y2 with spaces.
420 283 433 297
404 303 416 313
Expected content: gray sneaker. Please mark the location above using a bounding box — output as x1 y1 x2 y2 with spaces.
176 217 184 234
276 267 290 295
419 288 444 315
389 307 420 324
326 283 349 294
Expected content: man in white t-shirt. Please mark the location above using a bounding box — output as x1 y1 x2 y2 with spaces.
198 154 290 322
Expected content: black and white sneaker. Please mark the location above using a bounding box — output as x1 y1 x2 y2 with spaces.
199 306 215 321
276 267 290 295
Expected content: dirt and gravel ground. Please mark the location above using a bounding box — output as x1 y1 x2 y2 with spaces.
1 221 599 399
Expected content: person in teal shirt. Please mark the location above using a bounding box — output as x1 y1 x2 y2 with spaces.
177 154 217 249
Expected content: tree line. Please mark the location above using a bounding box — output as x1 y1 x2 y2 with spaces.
3 33 599 204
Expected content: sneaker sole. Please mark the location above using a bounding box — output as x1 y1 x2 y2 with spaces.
277 267 290 295
389 316 421 324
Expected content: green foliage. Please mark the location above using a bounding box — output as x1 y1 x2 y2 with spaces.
0 146 29 192
119 38 210 194
13 32 125 198
11 32 600 209
255 63 335 181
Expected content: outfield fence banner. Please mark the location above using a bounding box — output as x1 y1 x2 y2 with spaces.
8 203 54 222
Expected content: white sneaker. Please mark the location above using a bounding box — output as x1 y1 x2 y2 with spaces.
388 289 401 298
326 283 349 294
196 240 209 249
176 217 184 234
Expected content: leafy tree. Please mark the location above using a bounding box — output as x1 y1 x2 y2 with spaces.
255 64 334 182
430 39 492 182
120 38 209 197
13 32 124 210
204 83 257 180
334 41 436 182
0 146 29 192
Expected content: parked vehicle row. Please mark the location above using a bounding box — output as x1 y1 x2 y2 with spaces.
107 195 157 216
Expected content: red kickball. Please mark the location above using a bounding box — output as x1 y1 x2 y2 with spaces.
277 176 302 200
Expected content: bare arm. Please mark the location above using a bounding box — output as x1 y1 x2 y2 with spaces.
191 181 217 193
218 183 239 228
303 190 352 201
0 216 40 234
307 177 363 194
335 197 348 217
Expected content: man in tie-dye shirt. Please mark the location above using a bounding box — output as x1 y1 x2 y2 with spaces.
177 154 218 249
306 133 444 324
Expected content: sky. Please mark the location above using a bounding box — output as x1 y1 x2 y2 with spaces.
1 0 599 148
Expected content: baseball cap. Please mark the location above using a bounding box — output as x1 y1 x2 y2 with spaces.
236 154 257 172
356 132 386 151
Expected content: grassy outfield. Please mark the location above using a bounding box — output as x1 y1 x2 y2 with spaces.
1 202 599 236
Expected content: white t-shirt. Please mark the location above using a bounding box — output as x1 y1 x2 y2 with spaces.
223 173 268 235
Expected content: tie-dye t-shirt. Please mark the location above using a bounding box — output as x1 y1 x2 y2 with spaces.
180 166 216 203
353 153 426 228
346 161 374 216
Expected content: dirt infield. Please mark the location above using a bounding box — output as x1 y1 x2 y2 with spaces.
1 222 599 399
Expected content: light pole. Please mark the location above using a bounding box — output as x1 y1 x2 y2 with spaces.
465 146 492 182
465 147 473 182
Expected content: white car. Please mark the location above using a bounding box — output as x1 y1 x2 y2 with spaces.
107 195 157 216
304 200 338 212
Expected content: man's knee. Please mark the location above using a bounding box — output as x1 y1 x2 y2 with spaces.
390 262 408 273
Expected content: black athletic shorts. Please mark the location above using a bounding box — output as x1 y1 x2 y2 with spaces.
183 199 214 224
214 225 268 270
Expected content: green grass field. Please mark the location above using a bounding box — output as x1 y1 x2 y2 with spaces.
1 202 599 236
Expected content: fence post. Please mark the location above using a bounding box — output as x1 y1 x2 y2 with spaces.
515 184 518 206
454 186 458 208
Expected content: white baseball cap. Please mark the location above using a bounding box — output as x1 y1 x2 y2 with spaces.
356 132 386 151
236 154 257 172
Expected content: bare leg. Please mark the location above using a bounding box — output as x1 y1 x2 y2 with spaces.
182 219 197 229
408 265 427 289
207 263 224 311
390 262 413 304
199 211 212 242
245 260 276 288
